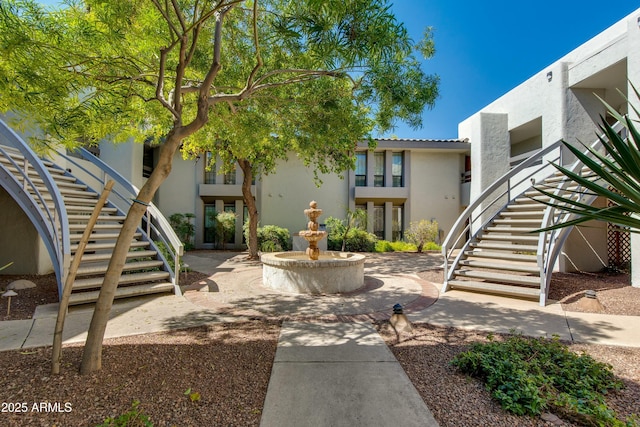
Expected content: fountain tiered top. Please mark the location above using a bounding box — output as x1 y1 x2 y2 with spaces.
298 200 326 260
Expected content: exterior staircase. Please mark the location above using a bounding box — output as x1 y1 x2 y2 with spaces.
0 119 183 305
442 124 619 306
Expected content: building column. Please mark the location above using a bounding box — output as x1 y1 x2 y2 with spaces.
366 201 374 234
235 199 244 248
366 150 374 187
384 201 393 241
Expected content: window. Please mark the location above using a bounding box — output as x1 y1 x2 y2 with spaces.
204 152 216 184
374 152 384 187
204 205 217 244
355 152 367 186
392 206 402 241
224 169 236 185
142 144 155 178
373 206 384 239
392 152 403 187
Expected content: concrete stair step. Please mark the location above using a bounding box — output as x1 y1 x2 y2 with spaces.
79 250 158 263
471 241 538 252
76 260 164 276
67 214 127 222
479 233 539 243
62 196 101 206
458 259 539 274
447 279 540 299
66 206 119 214
463 250 537 262
484 226 539 234
492 218 543 226
73 271 171 290
68 282 175 306
69 223 123 232
69 232 141 242
498 210 545 218
505 203 546 212
70 240 149 252
454 269 540 286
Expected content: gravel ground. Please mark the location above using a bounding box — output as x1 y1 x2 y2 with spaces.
1 263 639 426
0 321 279 427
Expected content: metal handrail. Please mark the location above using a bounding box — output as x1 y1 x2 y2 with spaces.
0 120 70 297
57 147 184 290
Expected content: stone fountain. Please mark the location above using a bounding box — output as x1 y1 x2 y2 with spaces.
261 201 365 294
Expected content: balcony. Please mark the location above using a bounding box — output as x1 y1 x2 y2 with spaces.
354 186 409 201
199 183 254 198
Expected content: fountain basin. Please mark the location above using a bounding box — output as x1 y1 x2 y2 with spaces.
261 251 365 294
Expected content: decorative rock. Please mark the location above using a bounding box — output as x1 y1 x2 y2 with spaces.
541 412 564 425
7 279 37 290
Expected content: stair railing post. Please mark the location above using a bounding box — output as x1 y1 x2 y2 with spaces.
22 158 28 190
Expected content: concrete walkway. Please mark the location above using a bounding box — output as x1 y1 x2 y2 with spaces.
260 321 438 427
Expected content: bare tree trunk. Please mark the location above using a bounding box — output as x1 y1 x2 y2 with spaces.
238 159 259 260
79 135 182 374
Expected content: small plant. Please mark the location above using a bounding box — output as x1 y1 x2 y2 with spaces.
95 400 153 427
375 240 419 252
405 219 439 253
451 334 633 426
184 388 201 403
168 213 195 250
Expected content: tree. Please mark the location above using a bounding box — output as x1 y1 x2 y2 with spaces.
405 219 439 252
0 0 438 373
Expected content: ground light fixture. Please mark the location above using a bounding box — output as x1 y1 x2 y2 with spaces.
2 289 17 316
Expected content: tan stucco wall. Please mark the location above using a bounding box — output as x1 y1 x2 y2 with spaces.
408 151 462 239
156 151 198 219
259 156 349 234
0 187 53 275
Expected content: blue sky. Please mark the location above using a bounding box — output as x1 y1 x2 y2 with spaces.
387 2 639 139
38 1 639 140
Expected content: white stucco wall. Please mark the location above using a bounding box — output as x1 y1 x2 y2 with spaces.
259 155 349 235
408 151 462 238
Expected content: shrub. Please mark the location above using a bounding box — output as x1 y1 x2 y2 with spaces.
422 241 441 251
343 228 377 252
451 334 633 426
374 240 418 252
405 219 439 253
245 224 292 252
326 216 346 251
375 240 394 252
215 211 236 249
96 400 153 427
168 213 195 250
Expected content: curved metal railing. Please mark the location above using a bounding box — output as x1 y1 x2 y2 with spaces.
0 120 70 297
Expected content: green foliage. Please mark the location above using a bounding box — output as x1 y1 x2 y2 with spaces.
95 400 153 427
342 228 377 252
215 211 236 249
326 216 347 251
374 240 418 252
405 219 439 253
154 240 183 272
168 213 195 251
244 224 291 252
451 334 633 426
184 388 201 403
0 262 13 271
422 241 441 251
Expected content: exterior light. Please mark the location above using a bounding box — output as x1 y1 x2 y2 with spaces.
546 71 553 82
2 289 17 316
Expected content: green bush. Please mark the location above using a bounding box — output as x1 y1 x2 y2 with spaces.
245 224 292 252
374 240 418 252
451 334 634 426
168 213 195 251
422 241 441 251
375 240 394 252
342 228 377 252
326 216 346 251
405 219 439 253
